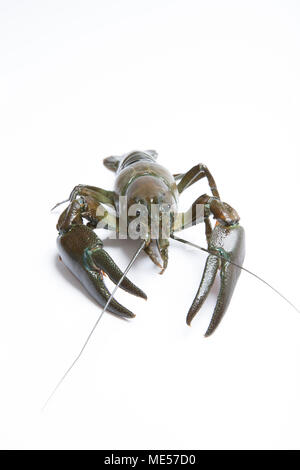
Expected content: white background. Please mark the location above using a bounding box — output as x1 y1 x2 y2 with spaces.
1 0 300 450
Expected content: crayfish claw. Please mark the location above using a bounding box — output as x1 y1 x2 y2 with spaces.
84 268 136 318
186 255 219 326
204 253 241 336
57 225 146 319
87 246 147 300
81 270 135 318
188 224 245 336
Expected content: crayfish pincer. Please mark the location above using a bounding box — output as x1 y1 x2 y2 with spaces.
55 150 246 336
57 200 147 318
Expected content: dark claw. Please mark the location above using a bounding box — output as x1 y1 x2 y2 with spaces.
87 247 147 300
188 224 246 335
186 255 219 326
84 269 136 318
57 224 146 318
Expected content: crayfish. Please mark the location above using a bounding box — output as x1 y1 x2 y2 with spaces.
55 150 245 337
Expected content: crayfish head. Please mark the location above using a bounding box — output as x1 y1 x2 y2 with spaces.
125 175 178 244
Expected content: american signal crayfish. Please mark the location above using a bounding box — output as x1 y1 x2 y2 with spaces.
55 150 245 337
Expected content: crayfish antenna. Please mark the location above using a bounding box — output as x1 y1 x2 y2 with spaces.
42 239 146 411
51 199 70 211
171 234 300 318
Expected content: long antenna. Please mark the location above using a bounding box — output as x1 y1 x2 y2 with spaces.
171 234 300 315
42 239 146 410
51 199 69 211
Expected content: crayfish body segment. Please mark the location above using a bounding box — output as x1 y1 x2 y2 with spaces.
55 150 245 335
